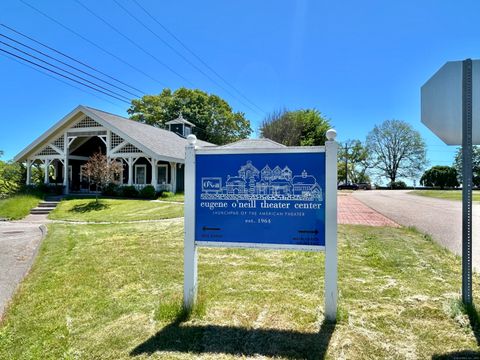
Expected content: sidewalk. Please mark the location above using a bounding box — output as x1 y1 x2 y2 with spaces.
338 193 399 227
0 220 46 320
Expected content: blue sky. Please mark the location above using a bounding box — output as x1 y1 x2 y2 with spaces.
1 0 479 183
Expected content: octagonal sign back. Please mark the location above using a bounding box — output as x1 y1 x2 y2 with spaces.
421 60 480 145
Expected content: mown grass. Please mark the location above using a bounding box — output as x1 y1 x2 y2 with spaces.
48 198 183 222
0 194 42 220
410 190 480 201
158 192 184 203
1 221 479 359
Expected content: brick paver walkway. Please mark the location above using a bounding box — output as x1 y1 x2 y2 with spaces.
338 194 399 227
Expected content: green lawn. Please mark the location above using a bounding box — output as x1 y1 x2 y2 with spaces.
0 221 479 359
410 190 480 201
157 192 184 203
48 198 183 222
0 194 42 220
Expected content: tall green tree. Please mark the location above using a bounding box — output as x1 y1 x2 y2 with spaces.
0 152 24 198
420 166 459 189
127 88 252 145
366 119 427 184
338 139 372 184
453 146 480 187
259 109 331 146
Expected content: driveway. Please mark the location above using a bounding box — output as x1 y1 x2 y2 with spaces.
0 221 45 320
353 190 480 269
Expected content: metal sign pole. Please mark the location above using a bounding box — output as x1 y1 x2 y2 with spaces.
325 129 338 321
462 58 473 305
184 135 198 309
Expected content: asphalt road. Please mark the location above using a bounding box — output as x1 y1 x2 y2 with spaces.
0 222 44 319
353 190 480 270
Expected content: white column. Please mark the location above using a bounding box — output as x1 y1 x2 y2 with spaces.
151 158 157 188
106 130 111 157
44 159 50 184
170 162 177 193
26 159 31 185
325 129 338 322
128 157 133 185
184 135 197 310
63 133 69 193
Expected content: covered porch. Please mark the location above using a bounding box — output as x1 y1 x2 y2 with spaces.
21 112 185 194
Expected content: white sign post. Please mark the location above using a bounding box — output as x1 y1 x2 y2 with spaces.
421 59 480 305
324 130 338 320
184 130 338 321
184 135 198 309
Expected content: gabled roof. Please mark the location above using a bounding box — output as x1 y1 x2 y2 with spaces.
218 138 286 149
14 105 214 163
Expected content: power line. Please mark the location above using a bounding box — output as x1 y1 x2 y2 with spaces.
73 0 195 87
1 23 144 95
0 47 131 104
0 52 124 109
19 0 167 88
0 39 132 102
130 0 267 114
0 28 141 98
113 0 264 116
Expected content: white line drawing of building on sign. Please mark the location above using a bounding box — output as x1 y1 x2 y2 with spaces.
200 161 323 202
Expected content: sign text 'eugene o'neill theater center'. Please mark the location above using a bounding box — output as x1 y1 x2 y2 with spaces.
183 130 339 321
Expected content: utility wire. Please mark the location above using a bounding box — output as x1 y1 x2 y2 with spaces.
130 0 267 114
1 23 144 95
0 47 131 104
19 0 168 88
113 0 263 116
0 40 132 102
0 33 141 97
0 30 141 98
73 0 195 87
0 52 125 109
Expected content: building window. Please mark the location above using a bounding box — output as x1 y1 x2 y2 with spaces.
135 164 147 184
157 164 168 184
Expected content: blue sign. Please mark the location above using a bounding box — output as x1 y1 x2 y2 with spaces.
195 152 326 247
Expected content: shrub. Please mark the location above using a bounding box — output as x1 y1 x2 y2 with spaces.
159 191 174 199
121 186 139 198
389 181 407 189
139 185 156 199
102 183 120 197
35 183 64 195
420 166 459 189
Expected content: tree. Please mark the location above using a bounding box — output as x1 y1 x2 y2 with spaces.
453 146 480 187
366 119 427 184
0 160 24 198
338 139 372 184
420 166 459 189
127 88 252 145
259 109 331 146
83 152 123 202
